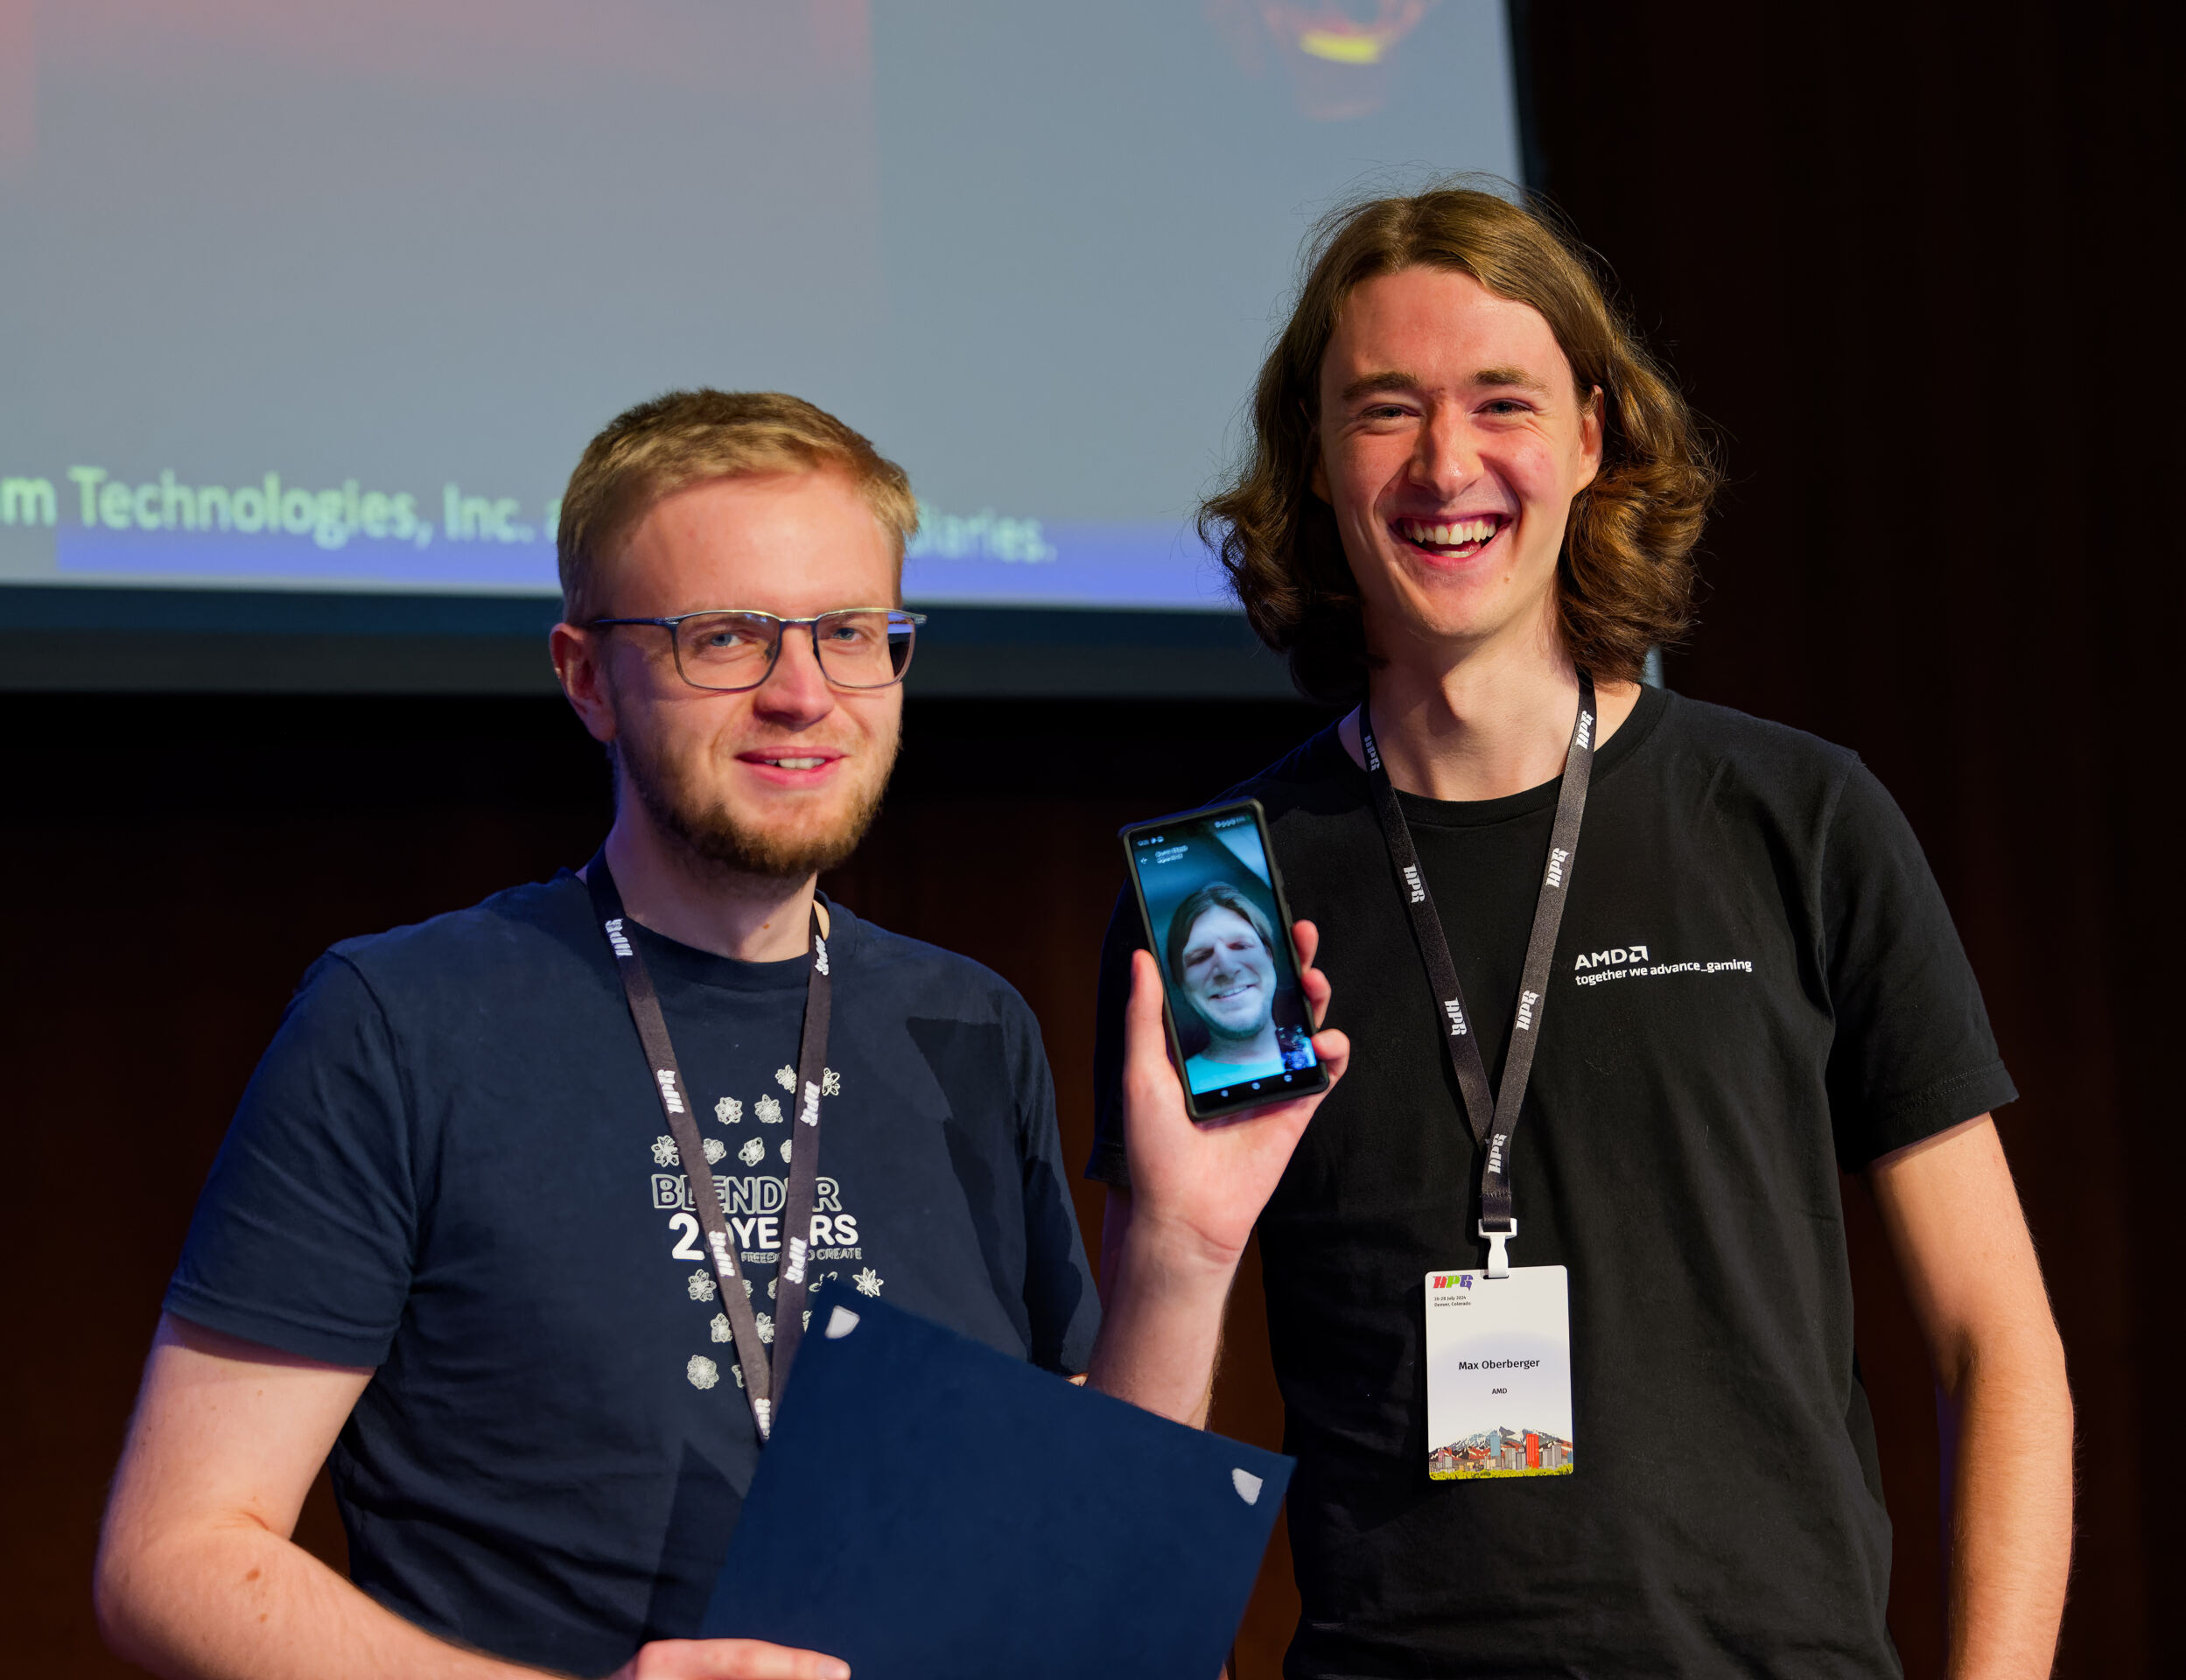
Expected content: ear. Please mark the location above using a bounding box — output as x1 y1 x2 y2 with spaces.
550 621 620 746
1575 386 1605 493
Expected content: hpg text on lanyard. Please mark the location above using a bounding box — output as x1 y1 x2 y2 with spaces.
1356 675 1596 1277
585 854 832 1440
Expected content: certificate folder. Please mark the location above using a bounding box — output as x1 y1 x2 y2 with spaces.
700 1292 1293 1679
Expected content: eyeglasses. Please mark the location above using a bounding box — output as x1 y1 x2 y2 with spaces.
586 607 927 693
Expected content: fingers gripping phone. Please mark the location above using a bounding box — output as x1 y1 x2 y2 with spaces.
1120 799 1330 1121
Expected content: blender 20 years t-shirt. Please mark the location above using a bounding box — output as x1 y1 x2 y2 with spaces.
170 873 1099 1676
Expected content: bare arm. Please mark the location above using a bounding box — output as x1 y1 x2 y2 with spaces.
1097 1186 1217 1428
96 1314 847 1680
1085 927 1348 1424
1867 1117 2071 1680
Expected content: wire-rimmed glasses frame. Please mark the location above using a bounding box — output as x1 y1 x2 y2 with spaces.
585 606 927 693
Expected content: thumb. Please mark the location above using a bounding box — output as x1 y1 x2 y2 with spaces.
1124 948 1172 1076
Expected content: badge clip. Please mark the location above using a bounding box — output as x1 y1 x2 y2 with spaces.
1477 1218 1517 1279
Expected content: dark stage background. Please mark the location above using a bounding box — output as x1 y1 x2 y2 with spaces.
5 3 2180 1675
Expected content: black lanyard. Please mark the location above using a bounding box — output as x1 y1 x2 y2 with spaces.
585 854 833 1440
1357 675 1596 1277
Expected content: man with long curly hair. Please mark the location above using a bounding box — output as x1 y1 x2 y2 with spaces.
1084 185 2070 1677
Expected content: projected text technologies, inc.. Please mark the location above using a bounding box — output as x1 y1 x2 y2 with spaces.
38 466 557 555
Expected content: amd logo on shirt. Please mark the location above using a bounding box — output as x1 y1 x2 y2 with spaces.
1569 943 1755 990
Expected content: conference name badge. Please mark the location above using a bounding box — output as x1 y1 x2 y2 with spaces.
1423 1264 1573 1480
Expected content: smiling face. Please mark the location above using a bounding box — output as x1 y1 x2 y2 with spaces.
1313 265 1602 669
585 468 903 880
1179 905 1279 1044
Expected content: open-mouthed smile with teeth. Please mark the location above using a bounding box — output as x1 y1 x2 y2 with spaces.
737 747 844 785
1394 514 1508 559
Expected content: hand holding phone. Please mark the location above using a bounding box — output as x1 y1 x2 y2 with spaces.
1090 914 1347 1424
1089 805 1346 1422
1105 798 1348 1309
1120 801 1330 1120
1123 915 1345 1205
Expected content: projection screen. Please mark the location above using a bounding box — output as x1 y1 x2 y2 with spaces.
0 1 1522 686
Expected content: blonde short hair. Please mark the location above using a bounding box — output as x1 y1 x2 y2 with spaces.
557 388 919 624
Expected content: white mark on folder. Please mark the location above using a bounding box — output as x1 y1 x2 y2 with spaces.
1231 1468 1264 1506
825 1305 861 1340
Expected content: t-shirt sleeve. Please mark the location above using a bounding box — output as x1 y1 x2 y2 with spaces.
1008 999 1102 1375
1819 760 2017 1169
164 952 420 1367
1084 889 1142 1190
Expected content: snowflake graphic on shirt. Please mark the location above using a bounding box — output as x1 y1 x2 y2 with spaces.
755 1312 775 1345
714 1096 741 1126
774 1065 796 1091
710 1312 732 1343
687 1270 717 1302
738 1137 765 1166
821 1068 841 1096
753 1095 783 1124
686 1356 718 1390
650 1135 679 1167
852 1268 883 1298
779 1137 794 1163
701 1137 726 1165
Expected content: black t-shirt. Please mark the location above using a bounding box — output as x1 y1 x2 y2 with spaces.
1089 687 2014 1679
169 872 1099 1678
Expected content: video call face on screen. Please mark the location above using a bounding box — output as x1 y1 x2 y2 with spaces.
1127 805 1321 1110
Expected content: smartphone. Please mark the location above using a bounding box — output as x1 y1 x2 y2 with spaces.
1119 798 1329 1121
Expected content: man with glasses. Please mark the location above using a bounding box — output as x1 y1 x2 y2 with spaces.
95 390 1101 1680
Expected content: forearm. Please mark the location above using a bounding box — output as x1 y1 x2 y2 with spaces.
98 1519 538 1680
1089 938 1345 1426
1085 1209 1240 1426
1942 1329 2072 1680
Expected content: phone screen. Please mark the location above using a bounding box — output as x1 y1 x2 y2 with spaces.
1123 801 1326 1116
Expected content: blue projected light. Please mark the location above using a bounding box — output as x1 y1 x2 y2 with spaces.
55 528 557 593
0 3 1519 619
53 520 1224 608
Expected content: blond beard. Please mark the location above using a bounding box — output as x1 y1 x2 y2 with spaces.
617 718 900 884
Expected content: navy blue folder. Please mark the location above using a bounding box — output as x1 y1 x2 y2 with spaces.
699 1292 1293 1678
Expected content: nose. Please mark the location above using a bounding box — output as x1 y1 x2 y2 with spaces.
1410 402 1480 500
751 620 837 729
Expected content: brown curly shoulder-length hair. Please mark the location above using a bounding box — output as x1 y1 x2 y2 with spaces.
1202 181 1719 702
